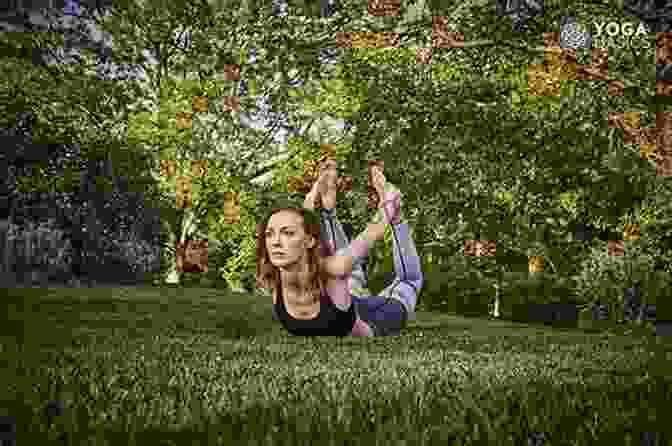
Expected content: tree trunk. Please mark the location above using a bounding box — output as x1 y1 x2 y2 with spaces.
491 283 501 318
0 217 12 281
163 208 198 285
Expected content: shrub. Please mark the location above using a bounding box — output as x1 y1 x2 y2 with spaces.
570 236 668 319
219 235 257 292
418 256 497 316
1 218 73 283
90 227 160 284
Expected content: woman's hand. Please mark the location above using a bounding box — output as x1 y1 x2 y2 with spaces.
304 159 338 210
303 174 322 210
319 159 338 210
322 222 384 277
366 222 386 243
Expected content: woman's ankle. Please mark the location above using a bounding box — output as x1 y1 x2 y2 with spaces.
320 207 337 219
321 189 337 209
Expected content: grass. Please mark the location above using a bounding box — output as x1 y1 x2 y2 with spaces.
1 285 670 445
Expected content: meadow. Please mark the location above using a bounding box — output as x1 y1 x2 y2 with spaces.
1 285 670 445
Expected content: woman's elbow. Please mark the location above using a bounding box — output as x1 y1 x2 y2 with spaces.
342 256 354 276
325 255 353 277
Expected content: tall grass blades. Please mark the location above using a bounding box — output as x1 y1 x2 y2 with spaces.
0 287 669 446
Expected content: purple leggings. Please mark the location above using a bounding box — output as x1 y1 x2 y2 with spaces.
320 208 423 336
352 296 408 336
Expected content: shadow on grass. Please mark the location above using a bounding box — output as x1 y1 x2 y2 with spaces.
3 286 277 341
5 286 668 343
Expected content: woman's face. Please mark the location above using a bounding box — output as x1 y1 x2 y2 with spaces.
265 210 316 270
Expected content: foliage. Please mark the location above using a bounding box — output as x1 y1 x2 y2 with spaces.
0 107 159 283
2 0 670 319
572 235 671 309
292 64 369 121
127 74 240 283
349 46 467 83
3 0 384 287
493 62 577 116
5 137 162 283
0 7 170 284
96 227 161 274
219 235 258 291
117 0 375 286
336 34 667 314
1 218 73 280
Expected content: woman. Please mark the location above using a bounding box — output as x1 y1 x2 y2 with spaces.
256 160 423 336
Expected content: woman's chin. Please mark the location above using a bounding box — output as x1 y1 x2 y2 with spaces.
272 259 290 269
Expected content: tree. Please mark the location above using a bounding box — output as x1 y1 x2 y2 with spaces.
0 5 166 284
4 0 670 313
306 0 670 320
105 0 358 286
109 0 671 305
1 3 362 286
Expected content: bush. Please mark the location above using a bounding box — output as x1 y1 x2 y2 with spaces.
218 235 257 292
571 237 668 319
418 249 586 322
36 223 160 287
93 228 160 282
1 218 73 284
418 260 496 316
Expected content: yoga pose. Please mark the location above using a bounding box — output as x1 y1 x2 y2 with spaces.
256 160 423 336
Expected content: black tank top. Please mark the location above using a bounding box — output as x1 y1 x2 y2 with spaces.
274 285 356 336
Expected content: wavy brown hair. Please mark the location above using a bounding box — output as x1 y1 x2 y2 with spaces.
256 207 331 299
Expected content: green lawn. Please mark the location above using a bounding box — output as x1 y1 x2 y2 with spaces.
1 286 670 445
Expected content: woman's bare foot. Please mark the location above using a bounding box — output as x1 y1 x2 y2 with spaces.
303 183 320 210
371 166 385 202
303 170 323 210
319 159 338 210
303 175 321 211
371 167 402 225
303 159 338 210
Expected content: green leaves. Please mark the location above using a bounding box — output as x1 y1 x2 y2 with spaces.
493 190 514 213
639 206 659 226
492 62 577 116
351 47 417 66
557 190 578 214
432 63 466 82
3 0 670 302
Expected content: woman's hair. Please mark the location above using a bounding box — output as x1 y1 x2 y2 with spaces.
255 207 331 298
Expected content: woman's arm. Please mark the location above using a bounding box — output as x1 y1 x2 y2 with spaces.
321 222 385 277
321 223 380 327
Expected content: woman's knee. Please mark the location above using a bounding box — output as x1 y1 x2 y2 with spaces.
400 276 423 295
414 273 423 292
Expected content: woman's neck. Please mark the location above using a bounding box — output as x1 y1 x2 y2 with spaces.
280 267 314 293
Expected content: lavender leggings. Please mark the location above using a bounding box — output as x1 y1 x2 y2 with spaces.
320 208 423 336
